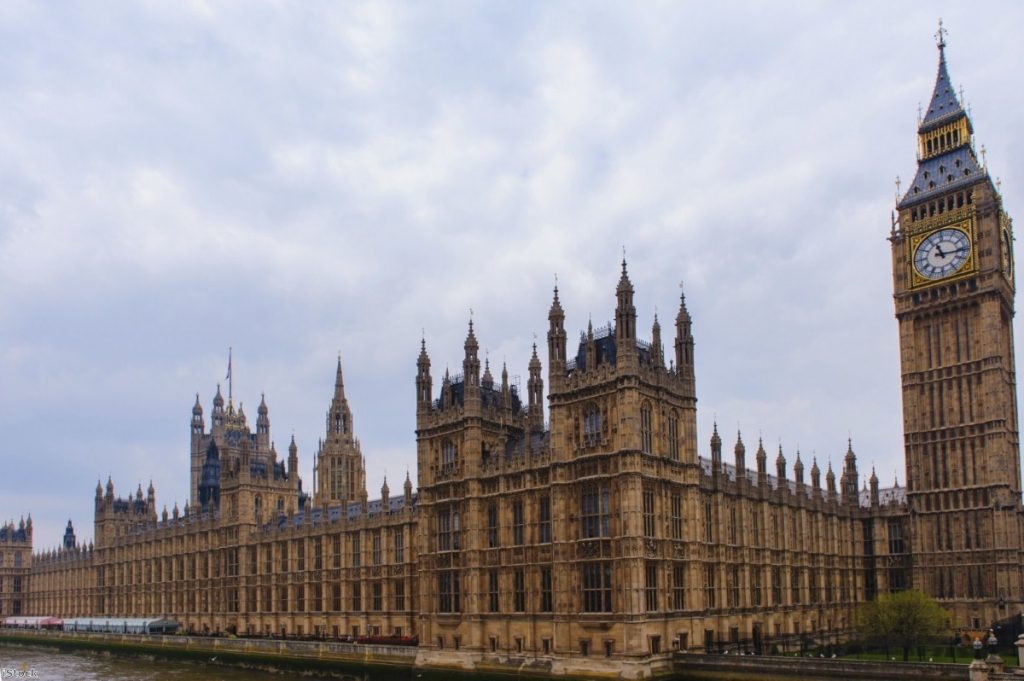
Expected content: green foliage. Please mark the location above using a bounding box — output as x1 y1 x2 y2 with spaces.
855 590 949 661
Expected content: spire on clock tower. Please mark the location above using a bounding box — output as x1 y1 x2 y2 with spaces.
899 25 987 210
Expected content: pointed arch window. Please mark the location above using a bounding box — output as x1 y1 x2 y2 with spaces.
581 485 610 538
640 402 653 453
668 410 680 460
441 440 457 468
583 404 601 447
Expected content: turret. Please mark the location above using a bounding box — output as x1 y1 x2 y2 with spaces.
651 314 663 368
381 476 390 508
198 440 221 513
288 434 299 479
527 344 544 432
500 362 510 408
674 284 695 379
615 260 638 370
794 451 804 487
841 438 859 504
734 431 746 472
404 470 413 507
416 338 433 413
776 445 787 481
212 384 225 431
710 422 722 471
756 438 768 485
256 393 270 447
147 480 155 507
585 319 596 371
547 286 567 387
826 462 837 497
869 467 879 506
482 358 493 390
192 394 204 436
105 476 114 500
463 318 481 406
810 457 821 492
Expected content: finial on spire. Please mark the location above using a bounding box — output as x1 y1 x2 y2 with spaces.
981 144 987 168
935 17 947 51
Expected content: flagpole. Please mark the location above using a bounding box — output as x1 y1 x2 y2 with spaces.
228 347 233 404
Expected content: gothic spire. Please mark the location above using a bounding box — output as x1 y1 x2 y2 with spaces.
615 258 637 343
922 20 963 128
899 23 984 208
335 353 345 398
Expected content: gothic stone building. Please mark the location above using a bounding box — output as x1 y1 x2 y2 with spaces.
10 34 1024 679
0 518 32 617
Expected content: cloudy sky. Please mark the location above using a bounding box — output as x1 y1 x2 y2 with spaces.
2 2 1022 549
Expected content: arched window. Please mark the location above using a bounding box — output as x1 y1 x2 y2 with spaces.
668 410 680 461
583 404 601 446
441 440 457 467
640 402 653 454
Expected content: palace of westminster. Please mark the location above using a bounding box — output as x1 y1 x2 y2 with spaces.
2 33 1023 677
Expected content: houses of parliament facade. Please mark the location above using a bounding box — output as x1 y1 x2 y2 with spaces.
3 34 1023 678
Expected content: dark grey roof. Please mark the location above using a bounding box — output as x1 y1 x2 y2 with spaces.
921 49 963 130
899 145 983 208
859 485 906 507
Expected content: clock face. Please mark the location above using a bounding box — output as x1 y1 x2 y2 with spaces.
914 228 971 280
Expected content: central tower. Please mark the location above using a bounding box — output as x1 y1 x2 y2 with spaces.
891 28 1022 626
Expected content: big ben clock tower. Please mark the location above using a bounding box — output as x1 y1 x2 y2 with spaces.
892 25 1022 627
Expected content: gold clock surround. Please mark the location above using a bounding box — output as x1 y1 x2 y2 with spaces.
907 211 977 289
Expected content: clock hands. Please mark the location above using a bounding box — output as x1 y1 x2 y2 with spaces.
931 244 967 259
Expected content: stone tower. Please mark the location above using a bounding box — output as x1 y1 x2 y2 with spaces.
891 26 1022 627
314 356 367 506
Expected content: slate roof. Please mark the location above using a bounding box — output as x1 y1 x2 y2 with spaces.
859 485 907 507
898 44 988 209
899 145 984 208
921 48 963 131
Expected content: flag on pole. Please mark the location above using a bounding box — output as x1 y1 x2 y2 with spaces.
226 347 233 403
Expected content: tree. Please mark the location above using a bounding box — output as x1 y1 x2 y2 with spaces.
855 590 949 661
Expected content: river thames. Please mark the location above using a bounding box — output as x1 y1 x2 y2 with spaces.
0 643 414 681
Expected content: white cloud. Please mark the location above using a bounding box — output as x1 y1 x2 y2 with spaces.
0 1 1022 546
